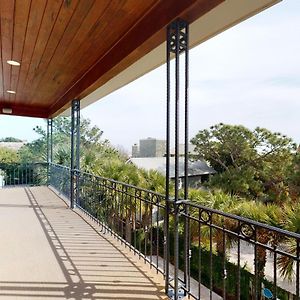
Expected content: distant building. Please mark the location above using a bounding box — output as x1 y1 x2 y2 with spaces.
170 144 196 156
0 142 26 151
132 143 139 158
132 137 197 158
127 157 216 188
132 137 166 157
139 138 166 157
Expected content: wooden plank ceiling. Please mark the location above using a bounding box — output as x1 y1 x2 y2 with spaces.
0 0 223 118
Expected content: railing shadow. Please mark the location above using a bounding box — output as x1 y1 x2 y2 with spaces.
0 186 166 300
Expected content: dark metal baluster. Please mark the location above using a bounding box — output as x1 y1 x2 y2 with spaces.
237 230 241 300
273 246 277 299
150 194 153 268
254 232 258 300
112 182 117 233
120 185 125 241
209 217 213 300
297 240 300 299
144 193 148 263
130 190 134 249
139 193 142 259
156 196 159 273
125 186 129 247
21 166 23 185
134 190 137 255
198 208 202 300
104 180 109 234
117 185 122 239
223 223 227 300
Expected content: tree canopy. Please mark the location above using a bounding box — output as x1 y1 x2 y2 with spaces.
191 123 297 202
19 117 121 167
0 137 23 142
0 147 19 164
16 116 167 193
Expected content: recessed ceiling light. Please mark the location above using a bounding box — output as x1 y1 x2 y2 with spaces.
7 60 20 66
7 90 16 94
2 108 12 114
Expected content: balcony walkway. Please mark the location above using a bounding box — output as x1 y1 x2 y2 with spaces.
0 186 167 300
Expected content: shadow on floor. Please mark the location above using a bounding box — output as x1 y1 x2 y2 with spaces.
0 187 166 300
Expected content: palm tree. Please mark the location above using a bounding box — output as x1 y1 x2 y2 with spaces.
189 191 283 298
189 189 240 254
278 203 300 281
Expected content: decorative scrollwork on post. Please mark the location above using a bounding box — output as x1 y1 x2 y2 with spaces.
240 223 256 240
199 209 212 224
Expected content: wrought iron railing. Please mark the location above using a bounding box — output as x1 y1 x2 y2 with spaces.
0 163 47 187
178 201 300 299
78 169 167 274
48 163 300 300
4 162 300 299
48 163 71 199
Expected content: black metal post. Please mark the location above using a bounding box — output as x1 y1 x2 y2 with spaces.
75 100 80 207
183 23 190 294
70 103 75 209
174 20 180 300
47 118 53 185
166 19 189 299
70 99 80 209
164 21 171 295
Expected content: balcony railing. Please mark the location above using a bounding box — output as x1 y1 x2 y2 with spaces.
1 162 299 300
0 163 47 187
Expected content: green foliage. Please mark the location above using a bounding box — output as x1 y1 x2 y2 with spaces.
276 203 300 281
0 137 23 142
288 150 300 199
191 123 297 202
17 116 167 194
187 188 239 212
0 147 19 163
5 117 300 294
18 117 120 167
282 203 300 234
135 226 294 299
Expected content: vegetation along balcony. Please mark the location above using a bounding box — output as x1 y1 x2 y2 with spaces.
0 162 299 299
0 1 298 300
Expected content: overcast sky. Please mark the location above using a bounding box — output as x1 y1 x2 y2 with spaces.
0 0 299 152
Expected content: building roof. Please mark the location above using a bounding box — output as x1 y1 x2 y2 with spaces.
0 0 280 118
0 142 26 151
128 157 216 178
170 144 196 156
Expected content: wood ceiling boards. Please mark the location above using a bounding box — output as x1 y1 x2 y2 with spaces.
0 0 223 118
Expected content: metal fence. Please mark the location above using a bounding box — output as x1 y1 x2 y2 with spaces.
77 177 299 299
178 201 300 300
49 163 71 199
48 163 299 300
0 163 47 187
78 169 167 275
3 162 299 299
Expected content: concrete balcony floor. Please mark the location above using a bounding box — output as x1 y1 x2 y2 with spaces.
0 186 167 300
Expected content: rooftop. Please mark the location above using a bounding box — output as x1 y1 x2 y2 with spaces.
128 157 216 178
0 141 26 151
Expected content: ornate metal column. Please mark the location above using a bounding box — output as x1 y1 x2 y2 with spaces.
165 19 189 299
47 118 53 185
70 99 80 209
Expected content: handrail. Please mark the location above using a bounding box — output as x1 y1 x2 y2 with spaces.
49 162 300 241
7 162 299 299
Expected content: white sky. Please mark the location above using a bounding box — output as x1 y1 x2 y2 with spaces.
0 0 299 152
